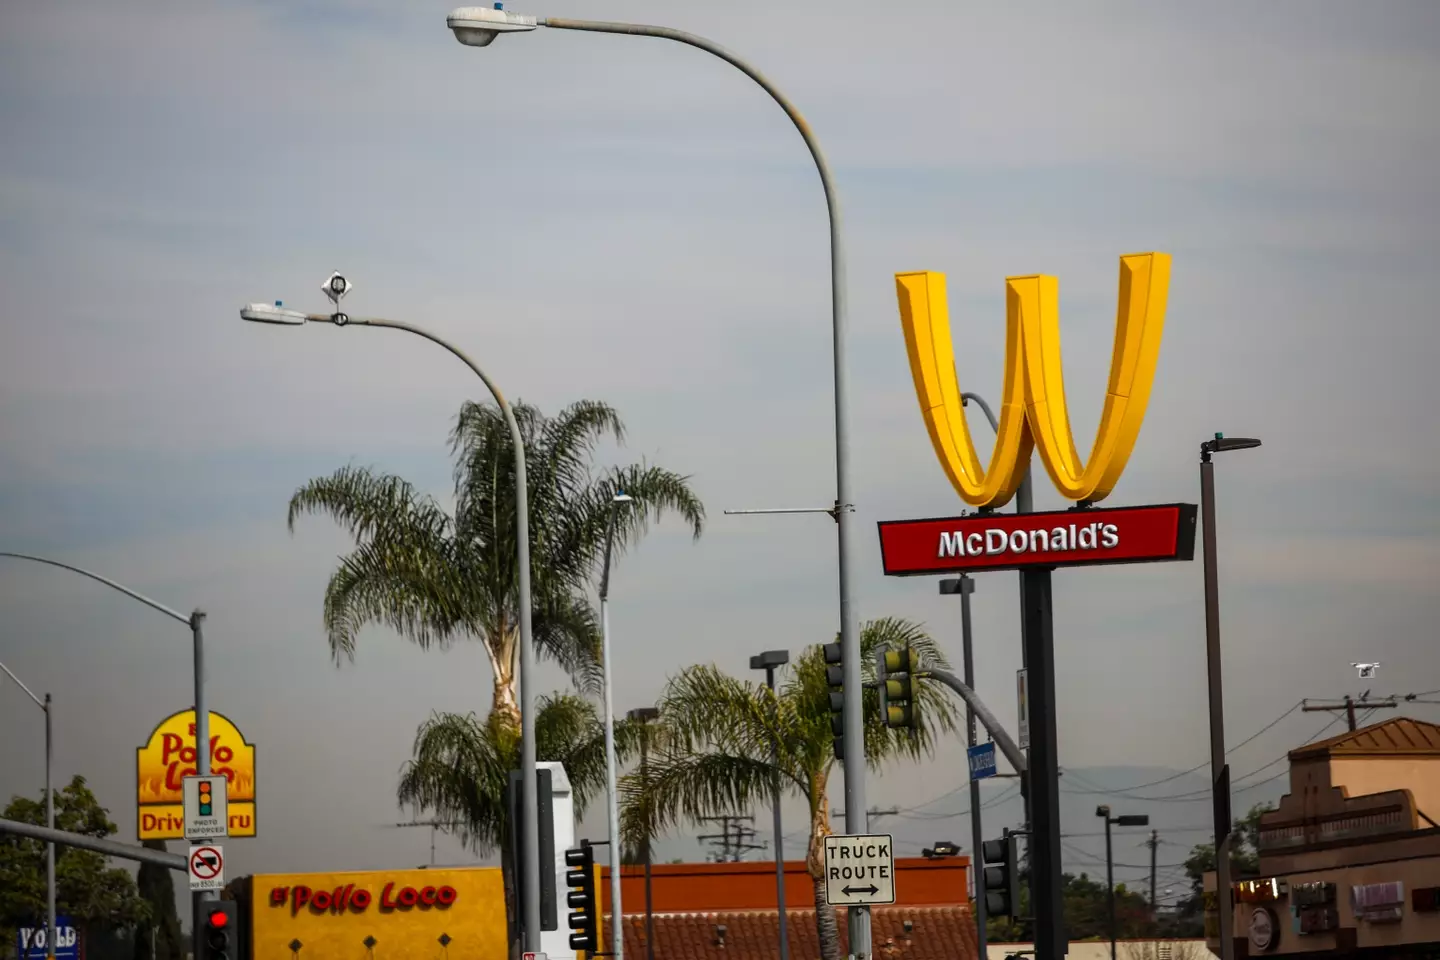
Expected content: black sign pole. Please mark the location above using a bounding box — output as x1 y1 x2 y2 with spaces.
1021 566 1066 960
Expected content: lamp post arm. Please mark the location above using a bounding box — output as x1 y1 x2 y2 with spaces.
0 552 191 626
0 817 188 871
0 659 45 709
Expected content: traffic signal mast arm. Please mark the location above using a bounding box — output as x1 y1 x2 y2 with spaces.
913 667 1028 775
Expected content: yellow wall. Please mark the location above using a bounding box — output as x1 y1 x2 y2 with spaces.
249 866 598 960
1329 757 1440 824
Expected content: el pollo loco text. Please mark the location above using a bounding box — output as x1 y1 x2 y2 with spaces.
158 730 238 792
271 882 458 916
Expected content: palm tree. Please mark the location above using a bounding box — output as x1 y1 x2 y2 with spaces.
286 398 705 727
618 617 963 960
396 697 648 956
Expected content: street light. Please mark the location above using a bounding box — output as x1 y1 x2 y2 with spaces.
1199 432 1261 960
1096 805 1150 960
748 649 791 960
0 662 54 960
625 706 661 960
240 289 542 953
444 11 870 951
598 491 635 960
0 552 212 958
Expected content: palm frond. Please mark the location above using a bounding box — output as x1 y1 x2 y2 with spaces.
618 752 780 849
286 464 452 543
529 588 603 695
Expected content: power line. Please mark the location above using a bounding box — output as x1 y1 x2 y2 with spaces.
1057 700 1305 795
1061 713 1346 803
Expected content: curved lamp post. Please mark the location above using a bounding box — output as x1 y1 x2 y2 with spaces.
0 552 211 955
239 296 539 952
443 9 865 950
0 661 55 960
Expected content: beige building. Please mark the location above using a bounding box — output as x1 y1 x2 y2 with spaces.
1206 716 1440 958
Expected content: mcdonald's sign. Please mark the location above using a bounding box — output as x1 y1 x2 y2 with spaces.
880 253 1196 574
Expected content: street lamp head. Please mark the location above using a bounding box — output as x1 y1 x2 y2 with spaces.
1095 804 1111 818
626 706 660 723
612 491 635 504
447 5 538 46
240 302 307 326
1201 433 1262 459
749 649 790 671
1116 814 1150 827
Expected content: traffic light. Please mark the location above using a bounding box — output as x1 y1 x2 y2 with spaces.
565 840 598 956
198 779 214 817
877 645 920 730
823 641 844 761
982 831 1021 920
204 901 238 960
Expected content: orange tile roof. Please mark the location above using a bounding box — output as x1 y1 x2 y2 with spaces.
613 904 978 960
1290 716 1440 759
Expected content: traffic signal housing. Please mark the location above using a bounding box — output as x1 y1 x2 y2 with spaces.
877 645 920 730
198 779 214 817
565 840 599 956
982 831 1021 920
824 641 845 761
204 901 238 960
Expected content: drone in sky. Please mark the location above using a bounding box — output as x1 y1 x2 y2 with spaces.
1352 662 1380 680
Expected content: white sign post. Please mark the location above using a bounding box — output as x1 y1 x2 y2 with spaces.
1017 668 1031 751
823 834 896 906
181 774 229 841
188 844 225 892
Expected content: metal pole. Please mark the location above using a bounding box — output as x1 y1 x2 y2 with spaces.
766 665 790 960
1105 816 1116 960
329 314 541 950
641 725 655 960
1200 457 1234 960
1021 569 1064 960
0 818 189 870
1149 830 1158 932
599 597 623 960
45 693 56 960
191 611 211 960
535 21 867 955
958 576 986 956
599 498 626 960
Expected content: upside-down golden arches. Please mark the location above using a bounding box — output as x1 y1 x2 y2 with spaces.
895 253 1171 508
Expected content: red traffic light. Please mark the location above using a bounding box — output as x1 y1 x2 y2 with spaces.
207 909 229 929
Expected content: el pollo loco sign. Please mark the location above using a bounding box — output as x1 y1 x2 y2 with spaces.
270 881 459 916
136 709 256 840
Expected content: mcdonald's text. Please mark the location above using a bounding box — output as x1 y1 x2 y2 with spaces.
877 503 1197 576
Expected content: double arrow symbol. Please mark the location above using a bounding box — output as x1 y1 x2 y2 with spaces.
842 884 879 896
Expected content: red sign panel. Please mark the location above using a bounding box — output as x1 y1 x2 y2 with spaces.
877 503 1197 576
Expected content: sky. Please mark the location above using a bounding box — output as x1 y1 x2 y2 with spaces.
2 0 1439 911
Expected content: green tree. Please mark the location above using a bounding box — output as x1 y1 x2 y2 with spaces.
618 618 963 960
395 694 647 959
985 872 1152 944
131 841 182 960
287 399 705 728
0 776 149 955
1173 802 1273 936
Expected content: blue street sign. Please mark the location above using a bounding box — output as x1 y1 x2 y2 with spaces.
967 742 997 780
16 916 78 960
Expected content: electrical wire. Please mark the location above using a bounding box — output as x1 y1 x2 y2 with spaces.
1056 700 1306 795
1061 713 1346 803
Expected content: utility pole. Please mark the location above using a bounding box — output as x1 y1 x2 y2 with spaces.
1147 830 1159 933
394 819 464 866
831 807 899 825
1302 694 1398 731
698 815 766 862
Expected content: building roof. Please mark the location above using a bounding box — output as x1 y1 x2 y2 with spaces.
1290 716 1440 760
616 905 978 960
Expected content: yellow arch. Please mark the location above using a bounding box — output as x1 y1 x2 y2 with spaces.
895 253 1171 508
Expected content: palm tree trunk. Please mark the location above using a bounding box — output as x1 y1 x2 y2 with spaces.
812 873 842 960
487 627 521 730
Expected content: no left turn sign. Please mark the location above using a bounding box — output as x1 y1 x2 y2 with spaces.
189 844 225 891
